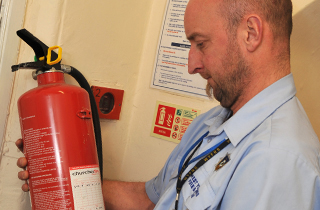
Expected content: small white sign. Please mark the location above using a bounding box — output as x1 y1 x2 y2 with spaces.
69 165 105 210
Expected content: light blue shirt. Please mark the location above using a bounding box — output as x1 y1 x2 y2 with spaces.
146 74 320 210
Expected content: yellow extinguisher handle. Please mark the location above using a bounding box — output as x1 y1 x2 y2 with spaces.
47 46 62 65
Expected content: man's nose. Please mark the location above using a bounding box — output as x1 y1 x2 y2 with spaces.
188 47 204 74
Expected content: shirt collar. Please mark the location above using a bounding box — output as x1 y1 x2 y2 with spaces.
223 73 297 146
204 107 231 136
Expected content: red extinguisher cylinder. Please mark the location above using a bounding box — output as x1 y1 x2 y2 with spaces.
18 71 105 210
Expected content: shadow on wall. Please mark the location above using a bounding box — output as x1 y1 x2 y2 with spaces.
291 0 320 139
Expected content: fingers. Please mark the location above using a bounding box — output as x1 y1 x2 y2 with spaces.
17 157 29 192
15 138 24 153
18 170 29 180
18 170 29 192
17 157 27 169
21 182 29 192
16 139 29 192
18 169 30 192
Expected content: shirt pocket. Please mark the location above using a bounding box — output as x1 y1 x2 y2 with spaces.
184 181 215 210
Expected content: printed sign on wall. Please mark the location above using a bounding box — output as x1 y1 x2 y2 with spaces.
151 101 200 143
150 0 207 98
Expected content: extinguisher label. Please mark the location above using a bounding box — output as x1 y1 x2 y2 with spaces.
69 165 104 210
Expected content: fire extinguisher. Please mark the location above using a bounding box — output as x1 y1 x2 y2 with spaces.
12 29 104 210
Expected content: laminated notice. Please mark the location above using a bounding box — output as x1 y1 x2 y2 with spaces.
150 0 207 98
69 165 104 210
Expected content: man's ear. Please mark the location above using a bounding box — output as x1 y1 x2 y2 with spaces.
241 15 263 52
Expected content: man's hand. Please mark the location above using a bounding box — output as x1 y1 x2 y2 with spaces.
102 180 155 210
15 138 29 192
15 139 155 210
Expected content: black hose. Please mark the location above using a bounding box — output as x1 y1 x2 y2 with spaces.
67 66 103 180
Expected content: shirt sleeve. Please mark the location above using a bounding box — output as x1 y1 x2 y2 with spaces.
145 168 166 204
219 148 320 210
145 145 182 204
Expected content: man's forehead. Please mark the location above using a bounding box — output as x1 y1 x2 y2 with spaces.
186 0 221 10
185 0 221 22
186 32 208 41
184 0 224 39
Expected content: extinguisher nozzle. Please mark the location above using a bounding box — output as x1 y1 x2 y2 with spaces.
11 65 19 72
11 61 46 72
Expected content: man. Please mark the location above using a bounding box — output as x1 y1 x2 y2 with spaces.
17 0 320 209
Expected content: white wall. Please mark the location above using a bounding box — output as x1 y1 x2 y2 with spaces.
0 0 26 156
0 0 28 209
291 0 320 138
0 0 319 209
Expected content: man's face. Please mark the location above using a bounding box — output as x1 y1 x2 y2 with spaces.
184 0 251 110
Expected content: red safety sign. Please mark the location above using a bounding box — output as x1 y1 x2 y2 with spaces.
151 101 201 143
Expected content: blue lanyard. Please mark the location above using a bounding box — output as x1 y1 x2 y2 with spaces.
178 131 227 173
175 131 231 210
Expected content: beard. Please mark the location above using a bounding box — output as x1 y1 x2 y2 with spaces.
206 40 251 109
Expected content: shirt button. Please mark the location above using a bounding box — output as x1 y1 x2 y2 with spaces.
206 137 213 143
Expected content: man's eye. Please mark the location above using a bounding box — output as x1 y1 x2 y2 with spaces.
197 42 203 48
196 41 206 49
